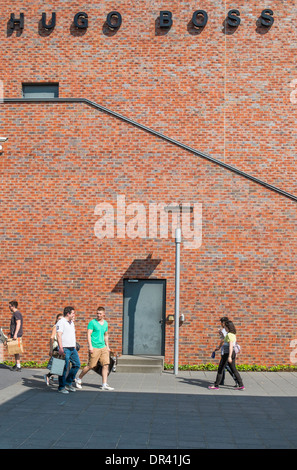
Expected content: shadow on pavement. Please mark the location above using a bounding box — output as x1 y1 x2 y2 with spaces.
0 371 296 450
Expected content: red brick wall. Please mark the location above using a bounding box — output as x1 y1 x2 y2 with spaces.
1 1 297 366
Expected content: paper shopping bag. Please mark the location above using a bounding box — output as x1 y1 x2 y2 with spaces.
7 338 23 355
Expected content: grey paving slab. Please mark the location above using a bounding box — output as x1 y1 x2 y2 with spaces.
0 366 297 449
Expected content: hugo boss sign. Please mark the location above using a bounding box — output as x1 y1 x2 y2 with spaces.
8 9 274 32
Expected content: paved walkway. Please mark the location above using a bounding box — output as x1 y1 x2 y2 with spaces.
0 364 297 449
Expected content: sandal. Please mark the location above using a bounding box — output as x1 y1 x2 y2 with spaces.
208 385 219 390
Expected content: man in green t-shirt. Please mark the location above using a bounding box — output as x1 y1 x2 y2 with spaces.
75 306 114 391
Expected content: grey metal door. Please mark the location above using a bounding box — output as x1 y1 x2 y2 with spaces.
123 279 166 355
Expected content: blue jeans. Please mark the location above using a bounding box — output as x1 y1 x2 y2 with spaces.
58 347 81 390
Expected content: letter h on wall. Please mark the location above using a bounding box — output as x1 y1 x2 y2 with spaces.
9 13 24 30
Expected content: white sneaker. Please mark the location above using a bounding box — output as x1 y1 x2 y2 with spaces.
65 385 76 392
58 388 69 394
102 384 114 391
75 378 82 389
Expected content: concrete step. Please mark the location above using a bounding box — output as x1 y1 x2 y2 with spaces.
116 355 164 373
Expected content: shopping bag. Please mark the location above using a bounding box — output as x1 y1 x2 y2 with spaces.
50 357 66 376
46 350 59 370
93 355 115 377
7 338 23 355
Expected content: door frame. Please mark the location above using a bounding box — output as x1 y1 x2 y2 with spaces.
122 278 166 356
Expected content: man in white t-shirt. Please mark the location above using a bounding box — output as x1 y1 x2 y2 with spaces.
56 306 81 394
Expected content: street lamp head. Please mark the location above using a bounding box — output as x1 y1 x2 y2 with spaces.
0 137 8 151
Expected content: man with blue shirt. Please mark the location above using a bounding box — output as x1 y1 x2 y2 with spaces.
75 306 114 391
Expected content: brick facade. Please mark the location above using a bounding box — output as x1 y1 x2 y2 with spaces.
1 1 297 366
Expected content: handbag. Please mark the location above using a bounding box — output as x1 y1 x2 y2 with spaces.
234 343 241 354
93 355 115 377
7 337 24 355
46 350 59 370
50 356 66 376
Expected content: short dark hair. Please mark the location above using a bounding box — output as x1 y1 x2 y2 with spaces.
224 320 236 334
9 300 18 309
63 306 74 316
97 306 105 312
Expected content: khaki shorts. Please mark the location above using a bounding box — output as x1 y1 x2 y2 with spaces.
88 347 110 369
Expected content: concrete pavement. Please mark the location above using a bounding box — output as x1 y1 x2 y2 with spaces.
0 364 297 450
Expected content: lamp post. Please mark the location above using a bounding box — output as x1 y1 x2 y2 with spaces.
164 203 193 376
174 227 181 376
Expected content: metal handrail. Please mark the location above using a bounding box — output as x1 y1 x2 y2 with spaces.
3 97 297 203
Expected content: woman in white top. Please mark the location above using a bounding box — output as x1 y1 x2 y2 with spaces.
209 320 244 390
